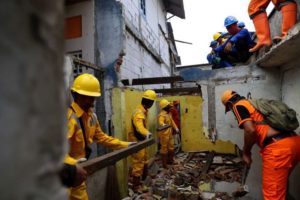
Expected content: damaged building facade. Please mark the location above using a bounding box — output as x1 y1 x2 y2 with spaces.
65 0 184 134
175 3 300 199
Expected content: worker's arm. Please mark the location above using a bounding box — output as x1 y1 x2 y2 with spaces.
242 121 257 167
93 121 129 149
158 114 166 126
229 28 250 44
170 117 178 130
133 112 150 137
60 155 87 187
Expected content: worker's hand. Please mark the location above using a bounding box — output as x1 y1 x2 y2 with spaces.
175 128 180 134
242 152 252 167
73 164 87 187
224 42 233 53
128 142 137 146
146 132 152 139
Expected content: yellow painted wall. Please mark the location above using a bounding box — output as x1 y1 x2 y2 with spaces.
157 95 236 154
112 89 237 197
112 88 157 197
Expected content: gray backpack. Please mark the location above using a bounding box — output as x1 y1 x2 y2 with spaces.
249 99 299 131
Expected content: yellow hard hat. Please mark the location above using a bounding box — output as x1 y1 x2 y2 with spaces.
160 99 171 109
142 90 157 101
71 73 101 97
221 90 237 113
213 32 222 41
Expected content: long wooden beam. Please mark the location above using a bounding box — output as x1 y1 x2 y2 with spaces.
79 139 155 174
121 76 183 86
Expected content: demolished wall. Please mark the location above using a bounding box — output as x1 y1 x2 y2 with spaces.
0 0 66 199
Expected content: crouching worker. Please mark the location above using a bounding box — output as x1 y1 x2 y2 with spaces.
67 73 133 200
128 90 157 191
207 40 232 69
221 90 300 200
215 16 255 64
158 99 179 168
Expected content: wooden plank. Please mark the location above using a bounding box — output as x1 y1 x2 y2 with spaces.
201 151 215 175
73 57 105 72
121 76 183 86
154 87 202 95
80 139 155 174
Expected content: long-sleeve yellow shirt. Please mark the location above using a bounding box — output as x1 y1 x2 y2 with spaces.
67 102 129 160
128 104 150 141
158 110 178 135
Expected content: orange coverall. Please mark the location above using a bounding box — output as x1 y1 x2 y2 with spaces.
248 0 289 17
232 99 300 200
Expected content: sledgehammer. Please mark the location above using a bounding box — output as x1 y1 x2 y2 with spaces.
232 165 249 197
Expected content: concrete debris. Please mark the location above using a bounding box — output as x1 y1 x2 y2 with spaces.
125 152 245 200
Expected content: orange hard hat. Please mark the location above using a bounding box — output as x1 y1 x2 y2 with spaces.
221 90 238 113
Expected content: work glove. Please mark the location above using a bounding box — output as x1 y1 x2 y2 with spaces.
77 158 87 163
145 132 152 139
128 142 137 146
212 56 221 65
224 42 233 53
175 128 180 134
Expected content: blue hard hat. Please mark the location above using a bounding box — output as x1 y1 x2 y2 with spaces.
224 16 238 27
210 40 218 47
238 21 245 28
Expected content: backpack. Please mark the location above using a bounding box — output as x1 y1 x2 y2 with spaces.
249 99 299 131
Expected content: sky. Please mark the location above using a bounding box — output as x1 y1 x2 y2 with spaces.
170 0 273 66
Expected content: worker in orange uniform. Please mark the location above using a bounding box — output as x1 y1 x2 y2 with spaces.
248 0 298 52
158 99 179 168
67 73 134 200
221 90 300 200
128 90 157 190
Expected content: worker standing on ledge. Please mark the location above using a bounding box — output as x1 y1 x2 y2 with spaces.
67 73 134 200
221 90 300 200
158 99 179 168
248 0 298 52
128 90 157 191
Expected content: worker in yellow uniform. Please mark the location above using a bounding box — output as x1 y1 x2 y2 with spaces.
59 155 87 188
67 73 134 200
157 99 179 168
128 90 157 190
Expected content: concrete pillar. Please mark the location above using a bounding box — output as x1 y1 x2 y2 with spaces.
0 0 66 199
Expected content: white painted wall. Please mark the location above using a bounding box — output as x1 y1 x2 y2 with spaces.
65 1 95 63
119 0 171 84
121 30 170 89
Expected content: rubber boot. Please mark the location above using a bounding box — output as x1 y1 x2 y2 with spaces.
142 164 148 181
161 154 168 169
167 150 174 164
132 176 141 192
249 12 272 52
273 3 297 43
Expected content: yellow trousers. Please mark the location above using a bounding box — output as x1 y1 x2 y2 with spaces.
131 148 147 177
159 130 174 154
69 182 88 200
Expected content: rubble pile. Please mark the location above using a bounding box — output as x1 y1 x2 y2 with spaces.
125 152 245 200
